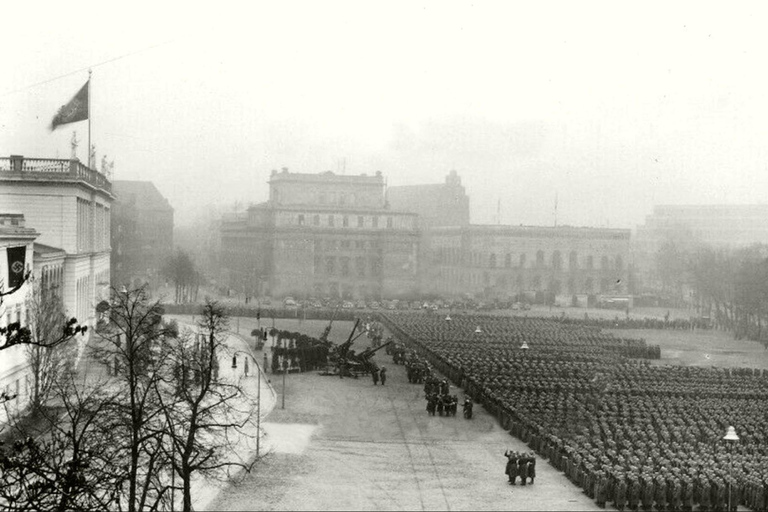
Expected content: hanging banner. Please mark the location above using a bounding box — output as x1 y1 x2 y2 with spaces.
7 245 26 289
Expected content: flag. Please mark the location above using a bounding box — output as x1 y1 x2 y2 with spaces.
7 245 26 289
50 81 89 130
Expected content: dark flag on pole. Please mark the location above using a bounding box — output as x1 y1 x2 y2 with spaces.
7 246 27 289
50 81 89 130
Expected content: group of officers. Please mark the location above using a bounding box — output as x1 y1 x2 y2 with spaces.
504 450 537 485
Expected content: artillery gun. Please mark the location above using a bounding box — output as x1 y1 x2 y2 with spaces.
320 318 391 378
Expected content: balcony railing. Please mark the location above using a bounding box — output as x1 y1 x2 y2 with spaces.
0 156 112 194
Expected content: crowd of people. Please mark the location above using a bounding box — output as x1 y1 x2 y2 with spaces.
379 312 768 511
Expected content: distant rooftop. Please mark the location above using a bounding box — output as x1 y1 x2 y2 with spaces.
269 167 384 184
113 180 173 211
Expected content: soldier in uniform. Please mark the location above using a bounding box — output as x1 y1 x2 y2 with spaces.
379 366 387 385
505 450 519 485
595 470 608 508
518 453 529 486
614 473 628 511
641 474 655 511
371 368 379 385
628 474 641 511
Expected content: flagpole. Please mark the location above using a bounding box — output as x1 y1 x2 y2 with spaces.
88 69 92 168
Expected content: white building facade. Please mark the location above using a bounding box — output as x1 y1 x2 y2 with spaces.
0 213 38 418
0 156 113 362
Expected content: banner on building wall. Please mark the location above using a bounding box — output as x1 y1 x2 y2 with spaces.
7 246 26 289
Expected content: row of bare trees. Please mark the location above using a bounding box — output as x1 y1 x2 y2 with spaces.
161 251 204 304
655 238 768 341
1 286 258 511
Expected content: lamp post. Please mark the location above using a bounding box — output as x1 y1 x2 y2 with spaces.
723 425 739 512
231 350 262 457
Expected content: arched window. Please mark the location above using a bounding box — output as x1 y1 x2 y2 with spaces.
569 251 578 271
552 250 562 271
536 250 545 267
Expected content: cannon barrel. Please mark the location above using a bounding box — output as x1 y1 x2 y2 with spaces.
357 340 392 360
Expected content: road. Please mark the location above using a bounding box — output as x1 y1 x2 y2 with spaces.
208 328 599 511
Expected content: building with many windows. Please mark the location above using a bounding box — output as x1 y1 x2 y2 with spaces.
0 212 38 419
219 168 631 304
0 155 112 335
220 169 420 300
426 224 631 303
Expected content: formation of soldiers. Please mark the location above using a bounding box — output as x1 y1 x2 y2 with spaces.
379 312 768 511
270 330 329 373
504 450 536 485
554 313 713 331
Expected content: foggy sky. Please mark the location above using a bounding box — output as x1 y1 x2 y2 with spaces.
3 1 768 230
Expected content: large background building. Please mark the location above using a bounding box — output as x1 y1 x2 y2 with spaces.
219 168 630 304
426 224 631 303
633 204 768 290
111 180 174 290
220 169 420 300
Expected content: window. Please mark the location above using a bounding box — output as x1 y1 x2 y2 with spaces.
387 216 393 228
615 255 623 271
340 257 350 276
298 214 305 226
536 250 544 267
358 216 364 227
372 216 379 228
313 215 320 226
343 216 349 227
519 253 527 268
587 255 594 269
328 215 335 227
552 251 562 271
601 255 610 270
505 253 511 268
569 251 578 270
326 257 335 275
489 254 497 268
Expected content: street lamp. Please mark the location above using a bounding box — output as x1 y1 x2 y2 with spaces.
723 425 739 512
231 350 263 458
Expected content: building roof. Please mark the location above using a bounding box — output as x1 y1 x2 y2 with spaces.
113 180 173 211
33 242 66 256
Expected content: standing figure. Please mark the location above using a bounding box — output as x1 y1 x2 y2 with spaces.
463 397 473 419
371 368 379 385
379 367 387 385
505 450 519 485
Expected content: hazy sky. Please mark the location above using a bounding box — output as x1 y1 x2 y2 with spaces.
3 1 768 229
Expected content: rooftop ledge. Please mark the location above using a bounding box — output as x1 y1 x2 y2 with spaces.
0 156 112 194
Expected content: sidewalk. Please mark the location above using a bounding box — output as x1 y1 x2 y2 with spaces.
167 316 277 511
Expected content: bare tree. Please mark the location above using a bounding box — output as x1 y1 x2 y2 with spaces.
24 281 74 411
88 285 174 512
156 299 256 512
0 372 121 511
